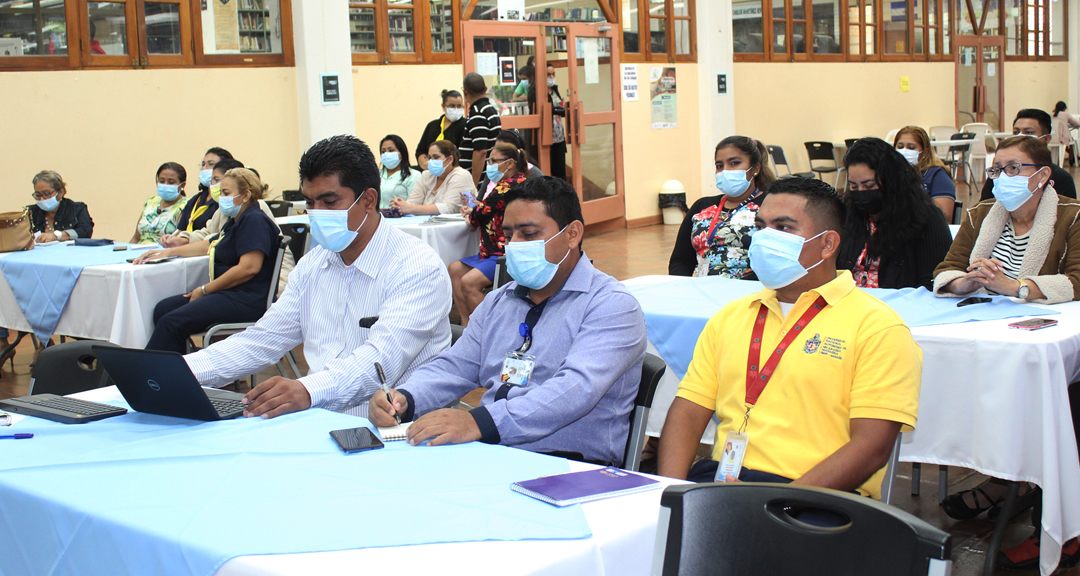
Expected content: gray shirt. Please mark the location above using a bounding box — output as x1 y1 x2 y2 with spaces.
399 255 646 465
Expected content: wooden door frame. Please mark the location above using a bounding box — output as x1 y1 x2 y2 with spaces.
954 34 1003 131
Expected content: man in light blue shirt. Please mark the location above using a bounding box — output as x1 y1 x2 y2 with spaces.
371 177 646 465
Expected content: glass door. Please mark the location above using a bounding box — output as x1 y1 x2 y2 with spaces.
954 35 1003 130
461 21 544 148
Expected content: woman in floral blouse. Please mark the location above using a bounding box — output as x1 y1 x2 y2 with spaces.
450 142 528 325
668 136 776 277
130 162 189 245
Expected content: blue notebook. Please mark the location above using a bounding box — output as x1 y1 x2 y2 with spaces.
511 466 661 507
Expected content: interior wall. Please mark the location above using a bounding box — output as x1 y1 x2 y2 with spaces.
0 68 300 242
352 64 464 155
1003 61 1070 126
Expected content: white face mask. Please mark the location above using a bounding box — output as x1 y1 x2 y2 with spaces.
445 107 464 122
898 148 921 165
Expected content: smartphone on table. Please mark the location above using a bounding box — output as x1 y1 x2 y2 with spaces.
957 296 992 307
330 427 385 454
1008 318 1058 331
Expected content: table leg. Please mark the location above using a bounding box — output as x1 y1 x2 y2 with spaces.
911 463 922 496
983 481 1021 576
939 466 949 503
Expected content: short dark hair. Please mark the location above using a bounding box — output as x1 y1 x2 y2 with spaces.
440 89 462 106
212 158 244 175
380 134 413 181
1015 108 1053 135
518 65 534 79
156 161 187 184
205 147 234 161
298 135 380 200
765 177 845 233
504 176 583 230
463 72 486 96
998 135 1054 166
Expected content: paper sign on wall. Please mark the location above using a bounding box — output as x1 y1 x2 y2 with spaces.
499 57 517 85
987 62 996 77
497 0 524 21
321 74 340 105
476 52 498 77
900 76 910 92
621 64 639 101
584 38 599 84
650 67 677 129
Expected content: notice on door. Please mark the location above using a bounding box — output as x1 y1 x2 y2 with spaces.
650 67 677 129
476 52 499 77
621 64 639 101
499 57 517 86
584 38 599 84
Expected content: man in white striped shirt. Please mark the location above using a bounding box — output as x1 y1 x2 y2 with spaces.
184 135 452 418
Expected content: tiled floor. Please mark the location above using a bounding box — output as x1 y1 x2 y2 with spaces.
2 173 1075 575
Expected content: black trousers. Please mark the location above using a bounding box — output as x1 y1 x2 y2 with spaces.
146 292 264 354
549 141 567 182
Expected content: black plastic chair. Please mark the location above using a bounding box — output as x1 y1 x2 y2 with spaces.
265 200 292 218
622 352 665 471
943 132 978 193
278 223 309 261
494 255 513 289
845 137 860 149
654 483 952 576
766 145 814 180
804 141 844 188
952 200 963 225
281 190 304 202
27 340 119 396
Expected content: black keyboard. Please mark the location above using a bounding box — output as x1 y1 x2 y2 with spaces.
210 398 245 417
0 394 128 424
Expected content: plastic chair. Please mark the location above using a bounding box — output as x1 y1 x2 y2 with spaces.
960 122 994 177
885 128 901 144
943 132 978 193
281 190 304 202
928 126 958 156
265 200 292 218
277 222 309 261
652 483 952 576
494 255 512 289
766 145 814 180
804 141 844 189
622 352 665 471
1050 118 1071 166
844 138 860 149
27 340 119 396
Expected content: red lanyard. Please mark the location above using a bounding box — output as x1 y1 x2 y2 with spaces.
745 296 828 407
705 195 728 242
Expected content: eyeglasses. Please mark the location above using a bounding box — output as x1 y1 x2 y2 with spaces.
985 163 1044 179
31 189 58 201
485 157 510 166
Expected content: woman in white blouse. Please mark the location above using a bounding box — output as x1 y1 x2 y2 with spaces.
392 140 474 216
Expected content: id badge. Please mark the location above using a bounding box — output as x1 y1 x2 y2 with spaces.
715 431 749 482
500 352 535 387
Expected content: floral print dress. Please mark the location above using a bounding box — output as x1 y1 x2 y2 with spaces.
468 172 527 259
136 195 188 245
689 195 761 278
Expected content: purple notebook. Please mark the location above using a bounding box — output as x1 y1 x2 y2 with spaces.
511 467 661 507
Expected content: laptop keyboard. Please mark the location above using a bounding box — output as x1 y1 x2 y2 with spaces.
21 396 122 416
210 398 245 416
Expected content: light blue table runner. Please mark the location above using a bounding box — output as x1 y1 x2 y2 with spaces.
0 243 145 341
0 407 590 576
627 276 1059 379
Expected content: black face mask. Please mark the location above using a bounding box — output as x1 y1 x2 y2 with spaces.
852 188 884 215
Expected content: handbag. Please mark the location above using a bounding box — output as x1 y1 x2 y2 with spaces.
0 209 33 253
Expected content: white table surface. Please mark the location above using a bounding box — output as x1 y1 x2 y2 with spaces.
45 387 684 576
0 254 209 348
275 215 478 268
624 274 1080 576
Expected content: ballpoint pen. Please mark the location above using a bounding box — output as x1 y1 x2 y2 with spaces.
374 362 400 424
0 433 33 440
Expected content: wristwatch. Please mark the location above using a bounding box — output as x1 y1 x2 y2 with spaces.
1017 279 1030 300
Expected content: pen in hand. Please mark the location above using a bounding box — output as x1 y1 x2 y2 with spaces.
374 362 400 424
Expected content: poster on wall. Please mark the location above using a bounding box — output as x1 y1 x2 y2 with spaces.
650 67 677 129
499 57 517 85
621 64 638 101
213 0 239 51
497 0 524 21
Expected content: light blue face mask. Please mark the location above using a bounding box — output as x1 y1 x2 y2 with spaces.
485 159 507 184
199 169 213 188
36 196 60 212
506 225 570 290
157 183 180 202
308 194 366 252
748 227 826 289
992 169 1043 212
381 152 401 170
218 193 244 218
428 158 446 177
715 168 752 196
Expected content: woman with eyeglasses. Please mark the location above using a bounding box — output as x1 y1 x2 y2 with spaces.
449 141 528 325
934 136 1080 570
392 140 474 216
27 170 94 243
836 137 952 290
130 162 189 245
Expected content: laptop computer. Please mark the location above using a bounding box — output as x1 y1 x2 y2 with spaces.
92 346 247 421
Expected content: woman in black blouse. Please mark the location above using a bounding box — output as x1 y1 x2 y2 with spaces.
416 90 466 170
28 170 94 242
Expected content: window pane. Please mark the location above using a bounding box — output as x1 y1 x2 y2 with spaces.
1026 0 1038 55
675 18 690 54
812 0 841 53
915 26 924 53
88 2 127 55
650 16 666 53
523 0 606 21
1050 0 1064 56
145 3 180 54
733 0 765 53
884 0 907 53
201 0 283 54
464 0 496 20
956 0 974 34
1003 0 1020 55
350 7 376 52
429 0 454 52
865 23 875 54
388 7 415 52
793 21 807 53
622 0 640 52
0 0 67 56
649 0 665 16
942 0 950 53
983 0 1000 34
929 26 937 53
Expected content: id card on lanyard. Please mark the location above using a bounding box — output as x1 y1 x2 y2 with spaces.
499 297 550 391
716 296 828 482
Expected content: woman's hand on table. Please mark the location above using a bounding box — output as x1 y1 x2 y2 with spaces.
37 231 58 243
161 233 189 248
965 257 1021 296
133 248 172 265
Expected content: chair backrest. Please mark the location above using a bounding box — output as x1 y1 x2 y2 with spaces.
804 141 837 163
952 200 963 225
281 189 304 202
623 353 666 471
947 132 976 159
450 323 464 346
277 223 309 260
266 235 291 309
652 483 952 576
28 340 120 396
1052 117 1071 144
960 123 991 156
494 255 513 289
766 145 789 167
844 138 859 149
884 128 901 144
929 125 958 143
265 200 292 218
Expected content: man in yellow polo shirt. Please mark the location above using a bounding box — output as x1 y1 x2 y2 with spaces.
657 177 922 499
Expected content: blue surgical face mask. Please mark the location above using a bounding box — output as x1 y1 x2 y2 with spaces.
36 196 60 212
506 225 571 290
199 169 213 188
715 168 753 196
308 194 367 252
748 227 826 290
218 193 244 218
381 152 401 170
485 159 507 183
992 170 1043 212
520 79 530 89
157 183 180 202
428 158 446 177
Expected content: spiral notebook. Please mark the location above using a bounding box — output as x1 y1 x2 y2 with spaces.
511 467 661 507
377 423 411 442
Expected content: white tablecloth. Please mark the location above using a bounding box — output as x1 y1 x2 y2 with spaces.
625 275 1080 576
0 257 209 348
275 215 479 267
